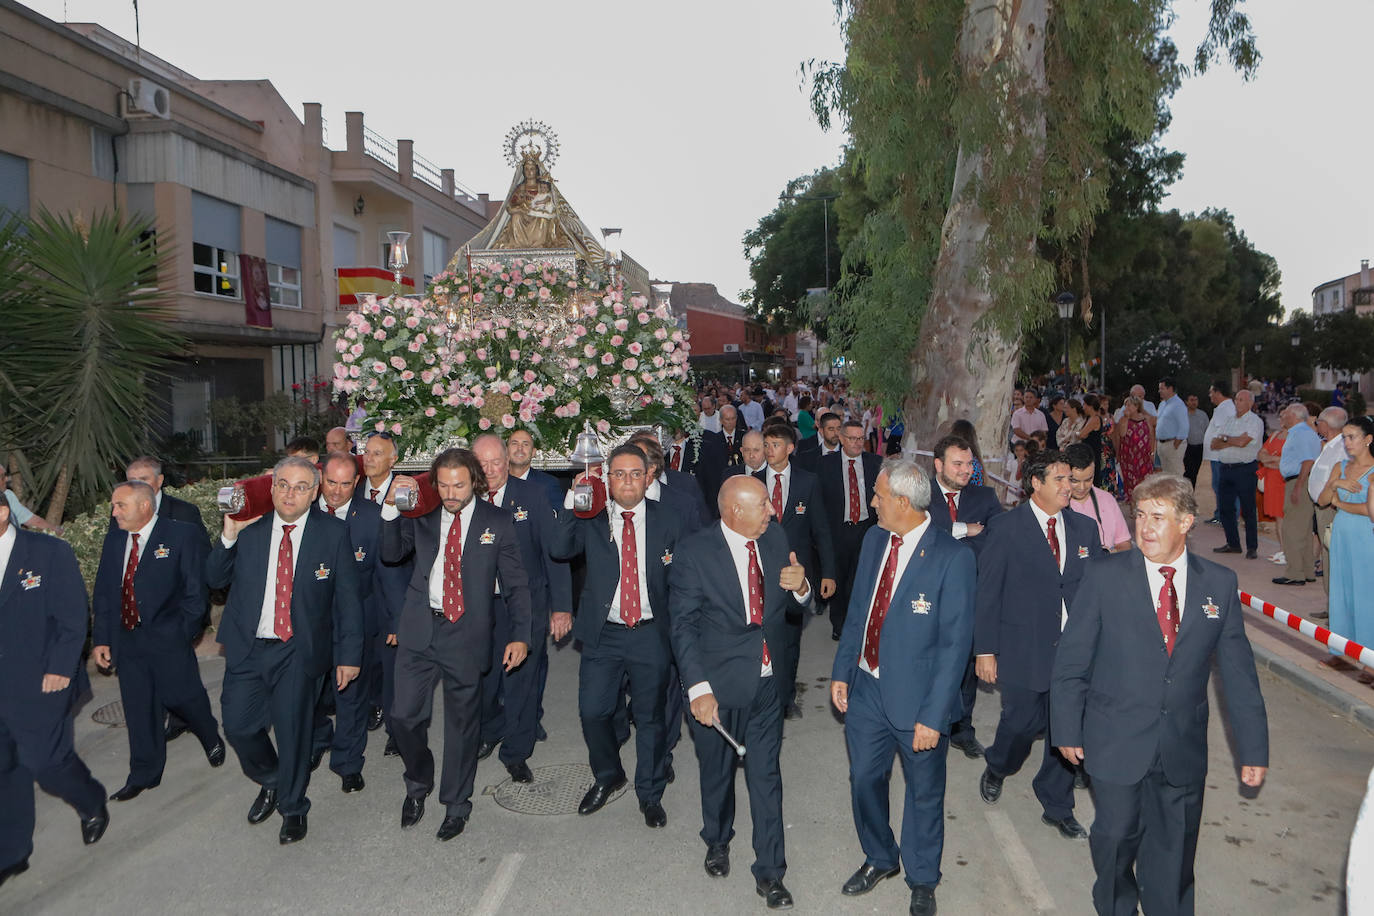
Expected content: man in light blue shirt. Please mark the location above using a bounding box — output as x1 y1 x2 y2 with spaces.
1273 404 1323 586
1155 378 1189 480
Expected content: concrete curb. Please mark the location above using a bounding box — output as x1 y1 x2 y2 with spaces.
1250 639 1374 732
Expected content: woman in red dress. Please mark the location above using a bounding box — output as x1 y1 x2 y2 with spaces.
1111 395 1156 501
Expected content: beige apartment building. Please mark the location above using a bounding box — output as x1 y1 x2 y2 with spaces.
1311 258 1374 392
0 0 494 452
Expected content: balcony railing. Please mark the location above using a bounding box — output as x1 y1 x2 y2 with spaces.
363 125 398 170
413 152 443 191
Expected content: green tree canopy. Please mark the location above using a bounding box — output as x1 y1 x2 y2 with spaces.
741 168 844 335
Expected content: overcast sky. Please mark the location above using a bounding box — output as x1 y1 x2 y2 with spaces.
27 0 1372 315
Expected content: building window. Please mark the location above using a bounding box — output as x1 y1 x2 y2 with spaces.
1333 288 1342 307
193 243 240 297
266 217 303 309
0 150 29 226
268 263 301 308
423 229 448 283
192 192 241 299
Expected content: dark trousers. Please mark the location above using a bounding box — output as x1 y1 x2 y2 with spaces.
498 614 549 767
376 631 397 731
692 675 786 882
1089 761 1205 916
846 672 948 887
1183 444 1204 488
984 683 1075 820
329 625 378 777
479 597 511 745
1218 461 1259 551
579 621 669 804
0 699 106 870
116 631 220 787
776 610 803 711
663 661 687 766
220 638 322 817
948 655 980 744
391 614 484 818
830 521 873 635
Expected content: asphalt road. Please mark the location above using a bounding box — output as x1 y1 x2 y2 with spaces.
7 607 1372 916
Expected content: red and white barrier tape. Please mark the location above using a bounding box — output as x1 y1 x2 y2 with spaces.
1238 590 1374 670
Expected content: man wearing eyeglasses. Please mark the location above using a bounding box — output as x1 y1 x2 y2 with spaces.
208 457 363 845
549 444 688 829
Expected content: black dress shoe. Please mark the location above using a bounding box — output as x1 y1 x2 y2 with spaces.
640 801 667 828
366 706 385 732
704 843 730 877
401 795 425 828
247 787 277 824
841 862 900 896
831 630 841 641
665 763 675 785
1213 544 1242 554
164 722 188 742
476 738 500 760
1272 577 1307 585
1042 813 1089 840
756 878 794 910
1245 549 1258 559
506 761 534 784
80 805 109 845
1073 768 1090 790
0 858 29 888
279 814 307 844
109 782 154 802
436 815 466 841
783 703 802 720
341 772 365 793
577 775 627 815
309 747 325 772
910 883 938 916
949 736 984 759
206 740 226 768
383 737 400 757
979 767 1003 804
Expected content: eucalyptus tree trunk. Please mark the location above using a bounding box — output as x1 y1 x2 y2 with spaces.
45 462 71 526
905 0 1048 472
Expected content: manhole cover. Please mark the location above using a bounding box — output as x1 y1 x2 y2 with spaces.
491 763 626 816
91 700 125 727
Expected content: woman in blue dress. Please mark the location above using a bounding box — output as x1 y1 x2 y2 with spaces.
1316 415 1374 682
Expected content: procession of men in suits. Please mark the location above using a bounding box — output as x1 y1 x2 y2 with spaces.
5 408 1271 915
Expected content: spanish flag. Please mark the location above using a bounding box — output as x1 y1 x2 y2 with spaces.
337 267 415 306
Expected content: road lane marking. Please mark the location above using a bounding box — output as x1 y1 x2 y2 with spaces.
471 852 525 916
985 809 1057 913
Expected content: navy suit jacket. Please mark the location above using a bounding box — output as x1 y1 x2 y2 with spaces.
663 468 709 529
208 508 364 679
752 464 836 582
93 517 208 653
548 499 685 651
0 528 88 724
669 522 802 709
159 492 205 531
335 498 385 634
521 468 564 509
1051 549 1268 785
656 475 707 534
818 451 883 542
696 427 748 510
832 522 977 732
973 502 1097 692
499 475 573 622
928 483 1002 557
381 499 532 663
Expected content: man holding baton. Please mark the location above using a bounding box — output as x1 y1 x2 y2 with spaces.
669 476 812 910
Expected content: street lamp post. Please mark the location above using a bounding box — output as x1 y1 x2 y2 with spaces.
1055 292 1076 389
779 193 838 293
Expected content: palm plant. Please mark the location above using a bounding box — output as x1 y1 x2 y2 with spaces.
1 208 185 522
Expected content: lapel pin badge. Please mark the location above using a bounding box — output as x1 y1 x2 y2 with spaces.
154 544 171 559
1202 597 1220 619
1077 545 1089 559
479 528 496 545
912 593 931 614
314 563 331 580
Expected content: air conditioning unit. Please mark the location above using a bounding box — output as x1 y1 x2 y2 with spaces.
722 343 740 353
124 78 171 119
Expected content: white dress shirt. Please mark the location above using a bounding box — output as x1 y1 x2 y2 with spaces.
427 499 477 611
0 523 16 596
857 517 929 677
698 411 721 433
765 464 791 513
842 454 871 523
121 515 158 571
487 482 507 507
686 522 813 700
363 473 394 504
606 499 651 623
1311 434 1347 504
228 513 308 639
317 495 352 518
1027 499 1069 629
935 482 969 539
1143 550 1189 629
740 400 765 430
1202 399 1237 462
1214 411 1265 464
820 442 841 458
